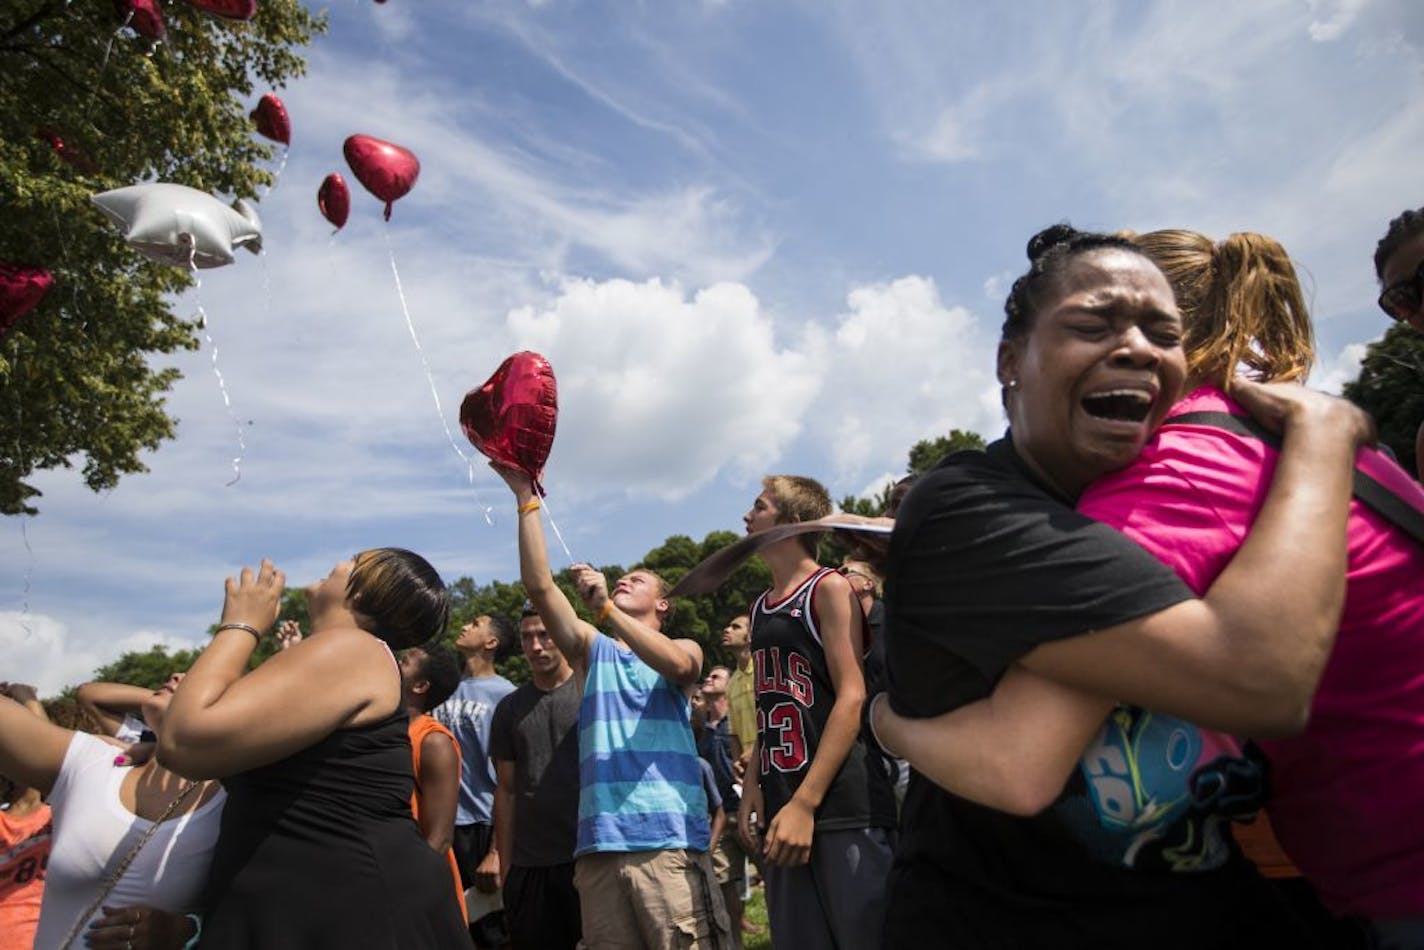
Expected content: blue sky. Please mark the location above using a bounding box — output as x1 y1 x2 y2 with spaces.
6 0 1422 692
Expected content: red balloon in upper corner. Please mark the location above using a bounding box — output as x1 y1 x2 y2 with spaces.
318 173 350 230
186 0 257 20
0 265 54 338
342 134 420 221
461 352 559 496
114 0 165 40
250 94 290 146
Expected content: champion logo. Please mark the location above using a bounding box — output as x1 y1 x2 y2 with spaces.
789 608 801 618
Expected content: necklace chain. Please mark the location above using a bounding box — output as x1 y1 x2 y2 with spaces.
58 777 204 950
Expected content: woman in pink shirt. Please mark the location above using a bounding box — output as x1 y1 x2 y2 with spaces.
1080 229 1424 932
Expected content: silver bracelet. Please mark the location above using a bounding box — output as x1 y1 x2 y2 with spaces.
214 621 262 639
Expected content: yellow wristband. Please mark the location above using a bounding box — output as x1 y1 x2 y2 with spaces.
595 601 615 625
517 498 541 514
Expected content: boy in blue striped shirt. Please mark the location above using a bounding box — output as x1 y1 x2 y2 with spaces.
496 464 731 950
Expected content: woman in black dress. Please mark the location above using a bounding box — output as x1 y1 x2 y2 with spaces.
160 549 468 947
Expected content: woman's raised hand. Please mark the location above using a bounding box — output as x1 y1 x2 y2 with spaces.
220 559 285 636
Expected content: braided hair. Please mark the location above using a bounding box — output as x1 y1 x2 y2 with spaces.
1001 224 1148 343
1375 207 1424 281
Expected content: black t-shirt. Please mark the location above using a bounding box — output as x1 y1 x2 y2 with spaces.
882 438 1319 949
487 675 581 869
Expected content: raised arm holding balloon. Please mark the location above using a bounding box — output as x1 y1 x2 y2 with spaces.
474 351 730 947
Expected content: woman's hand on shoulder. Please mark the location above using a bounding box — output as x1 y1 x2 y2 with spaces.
1232 379 1375 448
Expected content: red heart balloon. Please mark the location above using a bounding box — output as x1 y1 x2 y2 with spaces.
186 0 257 20
318 173 350 230
114 0 165 39
343 134 420 221
461 352 558 495
0 264 53 338
250 93 290 145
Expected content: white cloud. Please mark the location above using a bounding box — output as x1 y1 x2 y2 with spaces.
368 2 419 44
0 613 204 697
1312 340 1370 394
278 48 774 288
505 277 822 499
852 471 898 504
807 275 1000 478
911 101 988 163
1308 0 1370 41
983 269 1016 302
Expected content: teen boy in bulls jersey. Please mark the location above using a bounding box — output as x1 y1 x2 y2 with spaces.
735 476 896 950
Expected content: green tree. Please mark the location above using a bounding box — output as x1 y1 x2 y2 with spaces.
90 643 201 691
0 1 324 514
907 428 987 476
1342 323 1424 479
444 575 538 685
641 531 772 671
838 489 890 519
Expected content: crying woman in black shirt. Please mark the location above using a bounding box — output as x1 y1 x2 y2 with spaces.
869 225 1372 950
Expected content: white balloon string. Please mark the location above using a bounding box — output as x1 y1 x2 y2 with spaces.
188 257 246 486
381 226 473 473
539 495 576 564
259 146 289 200
470 460 496 526
84 12 130 126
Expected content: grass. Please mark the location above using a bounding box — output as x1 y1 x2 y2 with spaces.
741 885 772 950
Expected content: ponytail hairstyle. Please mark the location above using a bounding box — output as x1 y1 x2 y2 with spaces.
1000 223 1149 344
1134 229 1313 389
1375 206 1424 281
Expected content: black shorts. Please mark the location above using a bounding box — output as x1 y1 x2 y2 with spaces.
452 823 510 948
505 863 581 950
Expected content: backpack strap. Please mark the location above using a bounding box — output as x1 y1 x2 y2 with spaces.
1166 411 1424 546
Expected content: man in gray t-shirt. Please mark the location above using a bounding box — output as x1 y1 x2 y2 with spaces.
488 611 582 950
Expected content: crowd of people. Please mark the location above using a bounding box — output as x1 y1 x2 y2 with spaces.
2 206 1423 949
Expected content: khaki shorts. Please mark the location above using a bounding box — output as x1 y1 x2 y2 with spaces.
710 834 746 887
574 849 731 950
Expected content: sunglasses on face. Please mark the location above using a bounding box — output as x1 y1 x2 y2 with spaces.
1378 260 1424 322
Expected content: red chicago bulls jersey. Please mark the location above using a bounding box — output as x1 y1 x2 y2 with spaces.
751 567 897 832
